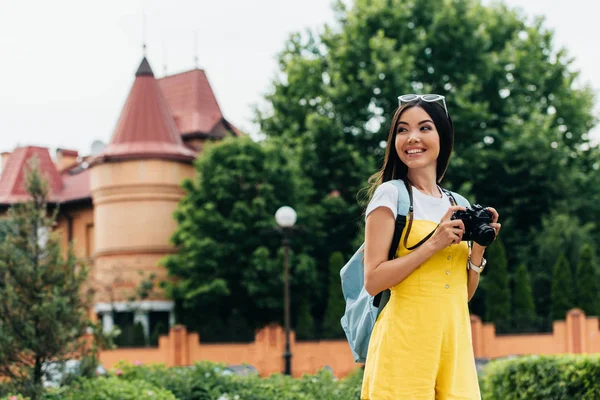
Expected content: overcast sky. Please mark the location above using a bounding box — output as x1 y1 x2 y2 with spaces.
1 0 599 157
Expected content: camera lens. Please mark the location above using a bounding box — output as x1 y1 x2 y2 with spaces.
474 225 496 247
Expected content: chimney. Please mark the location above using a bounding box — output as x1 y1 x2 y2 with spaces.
56 148 79 172
1 152 11 172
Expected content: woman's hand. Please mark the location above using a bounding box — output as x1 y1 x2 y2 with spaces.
472 207 501 253
429 206 467 252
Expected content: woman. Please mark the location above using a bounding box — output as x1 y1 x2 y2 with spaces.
360 95 501 399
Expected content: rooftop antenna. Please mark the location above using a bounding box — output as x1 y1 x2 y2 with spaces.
142 7 147 56
194 31 199 69
163 42 168 75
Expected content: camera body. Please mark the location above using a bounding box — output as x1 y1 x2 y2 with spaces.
451 204 495 247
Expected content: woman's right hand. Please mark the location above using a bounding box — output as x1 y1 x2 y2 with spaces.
428 206 466 252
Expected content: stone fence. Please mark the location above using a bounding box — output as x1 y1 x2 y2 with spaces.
99 308 600 378
471 308 600 358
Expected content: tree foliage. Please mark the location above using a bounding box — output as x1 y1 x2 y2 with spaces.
0 158 92 399
574 244 598 316
163 137 317 341
551 253 574 321
165 0 599 335
257 0 597 330
513 264 537 332
321 252 346 339
484 238 511 332
531 213 593 329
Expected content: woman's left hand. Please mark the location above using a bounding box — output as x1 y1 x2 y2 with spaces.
472 207 501 252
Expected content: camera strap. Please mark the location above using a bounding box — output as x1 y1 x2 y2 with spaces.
402 181 457 251
441 188 458 207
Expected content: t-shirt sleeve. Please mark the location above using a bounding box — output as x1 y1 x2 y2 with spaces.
365 182 398 221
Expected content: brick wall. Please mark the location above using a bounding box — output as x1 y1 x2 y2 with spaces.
99 308 600 379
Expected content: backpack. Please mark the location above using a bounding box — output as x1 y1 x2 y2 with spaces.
339 179 470 363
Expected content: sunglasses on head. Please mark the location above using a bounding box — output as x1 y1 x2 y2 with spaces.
398 94 448 116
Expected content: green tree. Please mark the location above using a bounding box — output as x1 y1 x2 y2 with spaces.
529 212 594 331
0 219 9 241
551 253 574 321
468 274 486 320
566 146 600 248
163 137 317 341
257 0 596 297
484 238 511 333
294 300 315 341
0 158 92 399
322 252 346 339
574 244 598 316
512 264 537 332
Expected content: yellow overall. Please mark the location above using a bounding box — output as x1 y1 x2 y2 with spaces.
361 220 480 399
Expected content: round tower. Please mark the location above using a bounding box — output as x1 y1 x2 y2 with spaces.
89 57 196 336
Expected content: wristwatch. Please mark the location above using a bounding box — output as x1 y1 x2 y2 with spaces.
468 256 486 273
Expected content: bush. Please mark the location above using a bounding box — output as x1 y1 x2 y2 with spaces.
480 355 600 399
114 362 225 400
114 361 363 400
56 377 175 400
3 361 363 400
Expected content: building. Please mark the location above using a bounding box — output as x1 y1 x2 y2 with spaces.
0 57 240 342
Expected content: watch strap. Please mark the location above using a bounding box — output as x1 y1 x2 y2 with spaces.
468 256 486 273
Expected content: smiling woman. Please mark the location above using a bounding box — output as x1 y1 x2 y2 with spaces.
396 108 441 168
359 97 501 400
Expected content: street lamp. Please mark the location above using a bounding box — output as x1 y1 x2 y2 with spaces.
275 206 296 376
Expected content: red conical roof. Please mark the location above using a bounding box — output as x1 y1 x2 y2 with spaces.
0 146 64 203
158 69 241 138
90 57 196 165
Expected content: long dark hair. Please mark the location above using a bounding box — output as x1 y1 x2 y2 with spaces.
363 100 454 202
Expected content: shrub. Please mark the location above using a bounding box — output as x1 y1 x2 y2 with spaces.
480 355 600 399
56 377 175 400
114 362 232 400
4 361 364 400
114 361 363 400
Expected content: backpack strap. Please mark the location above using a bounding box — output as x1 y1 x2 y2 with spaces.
372 179 410 308
387 179 411 259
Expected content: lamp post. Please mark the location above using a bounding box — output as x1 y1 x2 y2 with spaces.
275 206 297 376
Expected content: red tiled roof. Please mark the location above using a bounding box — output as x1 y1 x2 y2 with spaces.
90 58 196 166
0 58 242 205
57 148 79 157
158 69 241 137
0 146 77 204
57 168 91 203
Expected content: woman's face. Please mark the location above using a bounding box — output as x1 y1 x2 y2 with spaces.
394 106 440 171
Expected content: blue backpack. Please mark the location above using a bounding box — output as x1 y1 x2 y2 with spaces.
340 179 469 363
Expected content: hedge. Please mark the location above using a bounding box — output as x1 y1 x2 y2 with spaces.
480 354 600 399
1 377 175 400
114 361 363 400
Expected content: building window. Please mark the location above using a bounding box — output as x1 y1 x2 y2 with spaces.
113 311 139 347
85 224 94 258
149 311 170 346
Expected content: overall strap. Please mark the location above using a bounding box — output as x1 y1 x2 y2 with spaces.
402 180 440 251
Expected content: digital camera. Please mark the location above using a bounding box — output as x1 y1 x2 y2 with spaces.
451 204 495 247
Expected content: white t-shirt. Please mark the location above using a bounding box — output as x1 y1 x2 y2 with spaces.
365 181 452 224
